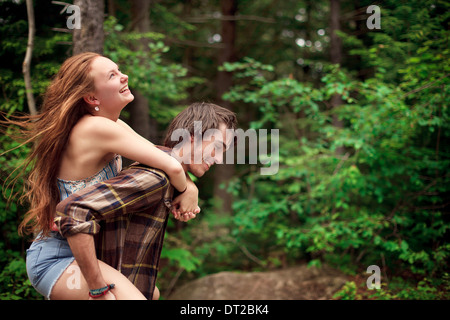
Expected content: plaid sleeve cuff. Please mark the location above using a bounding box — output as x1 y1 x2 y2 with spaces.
54 215 101 238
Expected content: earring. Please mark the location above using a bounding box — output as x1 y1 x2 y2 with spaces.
94 106 100 111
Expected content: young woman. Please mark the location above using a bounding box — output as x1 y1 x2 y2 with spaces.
7 52 198 300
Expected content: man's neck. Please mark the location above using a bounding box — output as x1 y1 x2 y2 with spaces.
180 162 189 173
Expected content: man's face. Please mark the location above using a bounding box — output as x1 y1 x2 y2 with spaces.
184 123 233 177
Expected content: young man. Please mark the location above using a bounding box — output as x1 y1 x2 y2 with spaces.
54 102 237 300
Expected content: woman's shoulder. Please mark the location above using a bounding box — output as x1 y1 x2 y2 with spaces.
72 115 118 138
76 114 115 127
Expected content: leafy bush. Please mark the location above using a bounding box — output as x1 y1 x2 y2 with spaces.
220 50 449 280
0 134 37 300
334 274 450 300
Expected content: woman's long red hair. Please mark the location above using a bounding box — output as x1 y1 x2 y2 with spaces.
2 52 101 237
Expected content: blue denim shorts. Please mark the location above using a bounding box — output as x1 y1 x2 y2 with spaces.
26 232 75 300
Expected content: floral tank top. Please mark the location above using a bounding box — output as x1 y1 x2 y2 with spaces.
57 154 122 201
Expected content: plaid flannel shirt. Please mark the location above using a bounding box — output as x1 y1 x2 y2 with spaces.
55 163 174 300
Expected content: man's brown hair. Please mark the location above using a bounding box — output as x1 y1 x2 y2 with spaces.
163 102 237 148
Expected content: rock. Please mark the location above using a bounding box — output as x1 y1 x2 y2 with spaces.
168 265 349 300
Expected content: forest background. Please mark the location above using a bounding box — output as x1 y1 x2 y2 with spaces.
0 0 448 300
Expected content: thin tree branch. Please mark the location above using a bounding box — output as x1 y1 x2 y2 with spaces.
165 36 225 49
402 73 449 98
51 27 73 33
228 237 266 267
185 14 275 24
23 0 37 116
332 152 350 176
163 267 185 298
51 1 71 14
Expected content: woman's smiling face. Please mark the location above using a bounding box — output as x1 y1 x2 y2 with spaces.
88 56 134 116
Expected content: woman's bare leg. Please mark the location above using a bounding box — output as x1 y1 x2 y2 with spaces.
51 259 146 300
152 285 160 300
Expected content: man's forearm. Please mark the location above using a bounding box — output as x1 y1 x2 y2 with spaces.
67 233 107 290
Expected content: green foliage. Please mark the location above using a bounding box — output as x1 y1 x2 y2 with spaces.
0 252 42 300
332 281 360 300
160 247 201 272
0 134 36 300
220 31 449 280
334 274 450 300
391 275 450 300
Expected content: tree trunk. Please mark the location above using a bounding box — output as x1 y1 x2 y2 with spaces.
127 0 158 143
353 0 372 81
73 0 105 55
330 0 342 66
130 0 150 33
214 0 238 214
329 0 344 154
107 0 116 17
182 0 194 100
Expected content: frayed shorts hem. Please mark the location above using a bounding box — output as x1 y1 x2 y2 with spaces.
26 232 75 300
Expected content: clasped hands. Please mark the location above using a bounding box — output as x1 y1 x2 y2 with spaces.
170 180 200 222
